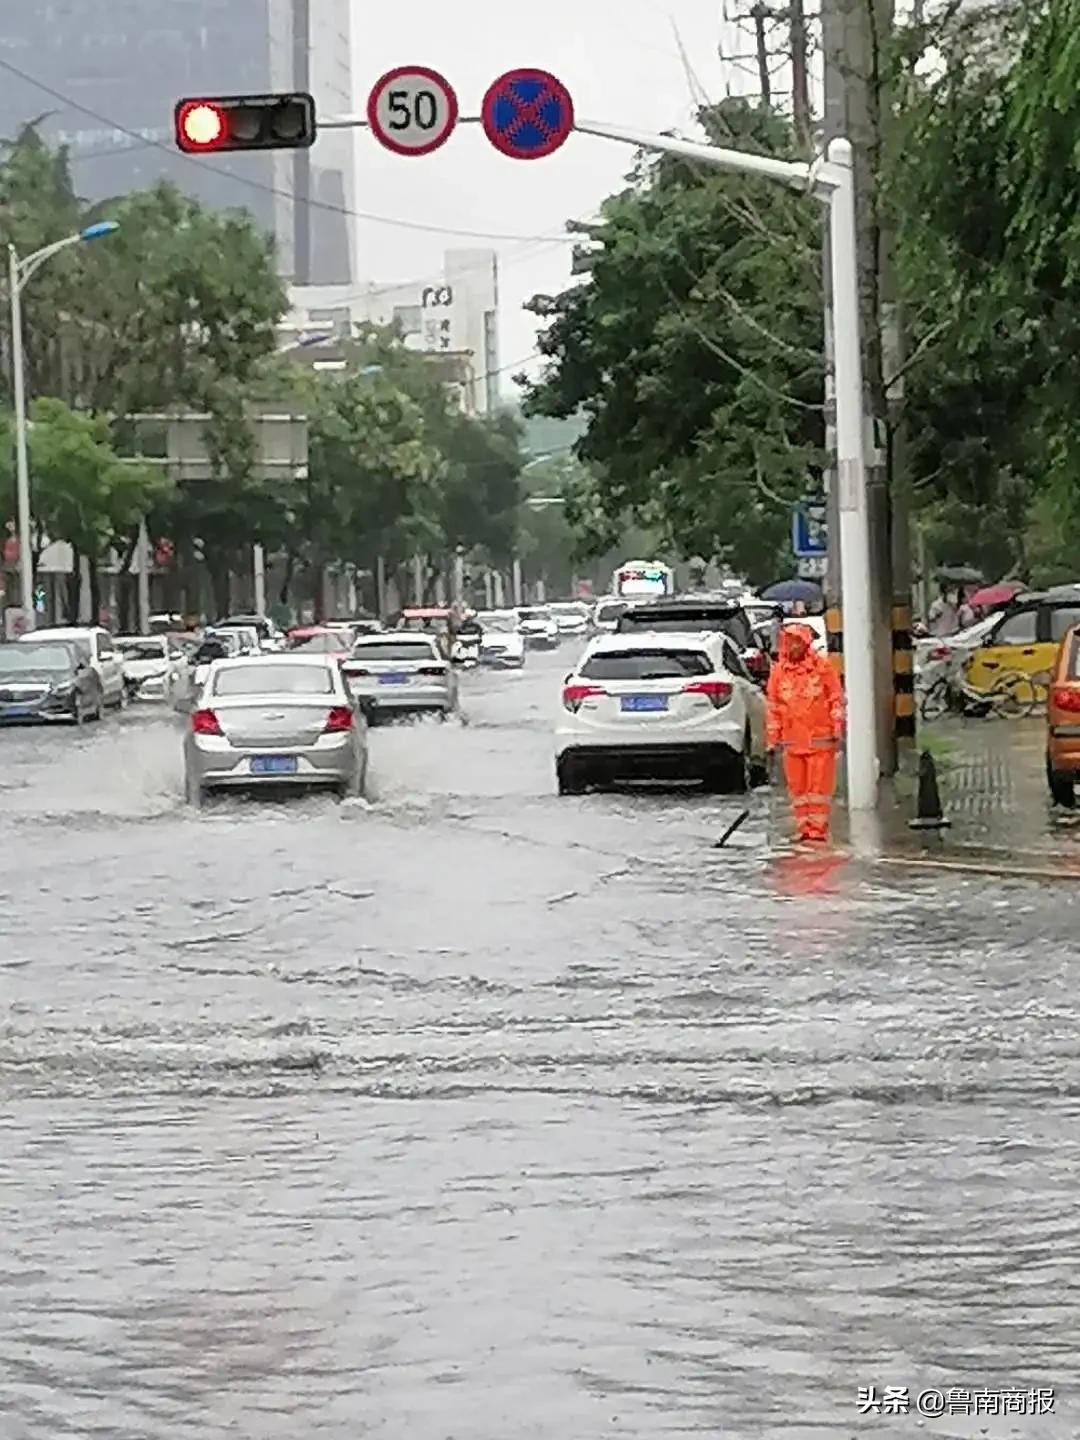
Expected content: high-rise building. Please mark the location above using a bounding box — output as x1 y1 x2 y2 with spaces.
0 0 355 283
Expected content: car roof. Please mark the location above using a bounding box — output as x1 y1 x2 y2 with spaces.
210 652 337 669
116 634 165 643
354 629 435 643
585 631 720 654
623 597 741 615
24 626 100 637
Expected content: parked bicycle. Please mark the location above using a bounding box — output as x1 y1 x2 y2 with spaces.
919 666 1050 722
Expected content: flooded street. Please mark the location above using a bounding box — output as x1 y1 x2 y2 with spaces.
3 649 1078 1438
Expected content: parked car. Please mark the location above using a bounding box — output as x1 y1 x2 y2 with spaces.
555 630 768 794
341 632 458 720
516 605 560 650
965 592 1080 697
0 639 104 724
116 634 189 704
1046 622 1080 807
475 611 526 668
187 630 246 701
183 654 366 805
615 597 771 684
591 597 630 633
19 625 126 708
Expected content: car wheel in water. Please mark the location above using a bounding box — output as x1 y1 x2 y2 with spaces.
556 756 587 796
1047 754 1075 809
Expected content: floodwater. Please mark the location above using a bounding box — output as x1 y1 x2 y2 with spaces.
2 649 1076 1438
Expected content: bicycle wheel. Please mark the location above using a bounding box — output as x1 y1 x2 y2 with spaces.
990 670 1038 718
920 676 949 721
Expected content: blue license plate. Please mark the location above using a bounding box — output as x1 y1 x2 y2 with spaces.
379 673 409 685
0 704 35 718
621 694 668 712
250 755 298 776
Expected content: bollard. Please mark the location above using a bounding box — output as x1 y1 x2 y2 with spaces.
908 749 951 830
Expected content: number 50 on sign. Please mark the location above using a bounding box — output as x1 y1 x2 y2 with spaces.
367 66 458 156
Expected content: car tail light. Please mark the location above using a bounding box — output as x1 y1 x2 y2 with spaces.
191 708 222 735
682 679 733 707
562 682 605 712
744 648 769 676
1051 685 1080 713
345 666 370 677
418 664 447 676
324 705 354 732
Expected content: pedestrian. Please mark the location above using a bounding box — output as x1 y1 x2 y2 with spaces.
928 584 960 637
766 622 846 843
957 592 976 630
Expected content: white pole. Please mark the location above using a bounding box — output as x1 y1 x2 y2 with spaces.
493 571 505 607
376 555 387 618
512 557 523 606
137 519 151 634
484 569 494 609
10 244 34 629
412 555 424 605
827 139 877 809
253 543 267 615
453 550 464 605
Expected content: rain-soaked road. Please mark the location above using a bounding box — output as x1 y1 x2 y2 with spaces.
3 647 1078 1439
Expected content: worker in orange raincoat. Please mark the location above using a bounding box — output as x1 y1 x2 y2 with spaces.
766 622 845 842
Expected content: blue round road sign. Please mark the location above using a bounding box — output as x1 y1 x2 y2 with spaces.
481 68 574 159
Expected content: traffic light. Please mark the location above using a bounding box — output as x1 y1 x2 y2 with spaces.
174 93 316 153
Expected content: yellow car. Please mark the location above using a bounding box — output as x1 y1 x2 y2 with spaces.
964 592 1080 700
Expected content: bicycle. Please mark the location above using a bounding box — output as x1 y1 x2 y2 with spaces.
919 667 1048 722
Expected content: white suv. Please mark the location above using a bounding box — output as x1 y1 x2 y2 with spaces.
555 631 768 794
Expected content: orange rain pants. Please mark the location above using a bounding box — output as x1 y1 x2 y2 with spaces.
782 746 837 842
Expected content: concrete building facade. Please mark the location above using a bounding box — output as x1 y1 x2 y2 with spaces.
287 249 501 414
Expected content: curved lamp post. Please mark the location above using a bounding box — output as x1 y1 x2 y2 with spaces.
8 220 119 628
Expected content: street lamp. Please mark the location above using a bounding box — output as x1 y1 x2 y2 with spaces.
8 220 119 629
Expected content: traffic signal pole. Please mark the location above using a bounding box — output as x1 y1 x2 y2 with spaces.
204 99 877 810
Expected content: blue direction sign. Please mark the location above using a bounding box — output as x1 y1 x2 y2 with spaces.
792 499 827 558
481 68 574 159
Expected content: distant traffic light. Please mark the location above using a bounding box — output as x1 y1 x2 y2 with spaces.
174 93 316 153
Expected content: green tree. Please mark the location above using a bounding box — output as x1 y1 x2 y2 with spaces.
522 100 824 585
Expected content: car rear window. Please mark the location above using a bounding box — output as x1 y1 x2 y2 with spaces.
580 648 712 680
117 640 166 661
288 633 344 653
617 608 753 648
213 664 334 695
352 641 437 661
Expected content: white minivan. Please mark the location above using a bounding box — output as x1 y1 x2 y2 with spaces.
20 626 127 709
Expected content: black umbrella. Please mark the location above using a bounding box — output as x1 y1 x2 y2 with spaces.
761 579 823 605
934 564 983 585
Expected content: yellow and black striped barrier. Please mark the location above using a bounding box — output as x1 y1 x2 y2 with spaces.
892 603 915 739
825 606 843 681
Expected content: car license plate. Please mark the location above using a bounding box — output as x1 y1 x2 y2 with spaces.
621 694 668 712
249 755 298 776
379 673 409 684
0 704 34 717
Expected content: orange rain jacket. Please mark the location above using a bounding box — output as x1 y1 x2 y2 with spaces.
765 623 845 752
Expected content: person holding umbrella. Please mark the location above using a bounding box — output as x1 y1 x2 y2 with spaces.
766 622 846 843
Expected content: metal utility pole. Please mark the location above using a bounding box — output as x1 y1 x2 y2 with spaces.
291 0 312 283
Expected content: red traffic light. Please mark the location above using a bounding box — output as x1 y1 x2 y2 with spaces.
173 93 316 153
177 101 226 150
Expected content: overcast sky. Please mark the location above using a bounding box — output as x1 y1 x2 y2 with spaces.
350 0 769 395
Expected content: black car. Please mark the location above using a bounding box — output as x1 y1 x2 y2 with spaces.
0 640 103 724
614 597 771 682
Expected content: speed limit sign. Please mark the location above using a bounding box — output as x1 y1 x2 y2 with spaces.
367 66 458 156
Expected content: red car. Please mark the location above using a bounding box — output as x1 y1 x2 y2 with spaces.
286 625 353 660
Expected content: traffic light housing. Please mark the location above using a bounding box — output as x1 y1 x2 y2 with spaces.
174 93 316 153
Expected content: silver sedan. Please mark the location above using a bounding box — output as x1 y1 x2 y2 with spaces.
340 633 458 719
183 655 367 806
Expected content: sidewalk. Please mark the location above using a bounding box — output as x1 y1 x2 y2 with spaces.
876 714 1080 871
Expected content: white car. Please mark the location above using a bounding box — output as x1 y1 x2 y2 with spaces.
548 601 591 638
475 611 526 668
188 630 246 701
555 631 768 794
116 634 189 704
592 597 629 633
19 625 126 708
914 614 998 679
516 605 560 649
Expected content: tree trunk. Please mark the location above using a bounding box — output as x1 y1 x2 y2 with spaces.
88 561 102 626
207 558 231 621
278 551 297 608
65 547 81 624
